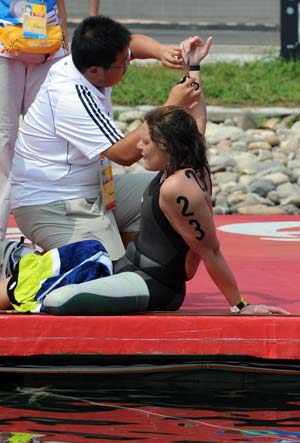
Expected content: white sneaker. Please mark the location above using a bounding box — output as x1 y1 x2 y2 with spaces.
0 237 27 280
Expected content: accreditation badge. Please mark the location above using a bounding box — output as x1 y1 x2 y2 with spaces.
22 0 47 40
99 155 116 212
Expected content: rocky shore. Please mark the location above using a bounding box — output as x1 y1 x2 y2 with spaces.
113 107 300 215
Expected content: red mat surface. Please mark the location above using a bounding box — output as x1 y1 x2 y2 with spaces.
1 214 299 365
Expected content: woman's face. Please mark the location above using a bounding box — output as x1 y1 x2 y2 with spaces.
137 123 169 171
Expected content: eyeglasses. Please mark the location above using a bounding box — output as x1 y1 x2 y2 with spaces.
109 50 131 72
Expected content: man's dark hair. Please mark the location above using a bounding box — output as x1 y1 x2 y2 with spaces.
71 15 131 73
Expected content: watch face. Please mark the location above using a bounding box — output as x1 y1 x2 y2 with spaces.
10 0 24 18
230 305 240 313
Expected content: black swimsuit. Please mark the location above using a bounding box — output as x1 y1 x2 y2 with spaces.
114 172 188 310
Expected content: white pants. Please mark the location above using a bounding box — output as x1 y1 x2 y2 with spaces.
0 55 63 240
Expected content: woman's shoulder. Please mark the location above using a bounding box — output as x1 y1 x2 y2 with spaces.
159 169 211 224
161 169 187 190
162 168 203 191
160 168 206 203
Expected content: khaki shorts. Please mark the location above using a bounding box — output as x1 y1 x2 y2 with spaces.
13 172 154 260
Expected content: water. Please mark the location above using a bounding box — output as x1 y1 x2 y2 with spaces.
0 371 300 442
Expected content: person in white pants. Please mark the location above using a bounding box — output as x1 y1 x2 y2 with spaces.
0 0 68 241
89 0 100 16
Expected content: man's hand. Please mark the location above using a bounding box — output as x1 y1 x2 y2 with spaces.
165 77 202 108
159 44 183 69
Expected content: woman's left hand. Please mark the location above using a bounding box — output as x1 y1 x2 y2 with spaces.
240 304 290 315
180 35 213 69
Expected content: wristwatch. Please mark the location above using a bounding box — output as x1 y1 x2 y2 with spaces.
230 297 249 313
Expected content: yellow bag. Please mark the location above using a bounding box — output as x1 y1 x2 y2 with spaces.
0 24 64 56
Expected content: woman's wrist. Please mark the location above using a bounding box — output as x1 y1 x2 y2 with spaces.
230 297 249 313
189 65 200 71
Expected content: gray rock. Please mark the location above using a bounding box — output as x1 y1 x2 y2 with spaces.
259 172 289 186
280 195 300 207
209 154 236 173
248 141 272 151
288 159 300 170
277 182 300 199
213 205 230 215
115 121 128 132
281 204 300 214
267 190 280 204
236 111 257 131
233 193 274 210
213 171 239 185
126 119 142 132
255 165 295 180
237 205 287 215
206 122 244 144
118 110 145 123
263 134 281 146
231 141 247 152
257 149 273 161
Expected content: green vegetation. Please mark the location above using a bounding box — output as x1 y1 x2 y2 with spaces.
112 59 300 107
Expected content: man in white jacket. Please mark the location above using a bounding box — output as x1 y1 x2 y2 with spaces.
9 15 198 261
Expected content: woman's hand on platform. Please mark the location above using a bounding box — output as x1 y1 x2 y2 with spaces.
240 304 290 315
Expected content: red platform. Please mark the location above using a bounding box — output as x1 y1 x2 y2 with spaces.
1 214 300 374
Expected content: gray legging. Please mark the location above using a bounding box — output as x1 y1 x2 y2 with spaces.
43 272 150 315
